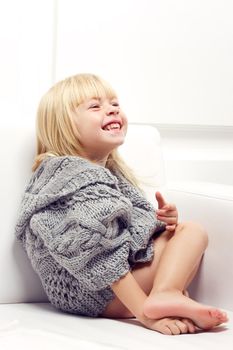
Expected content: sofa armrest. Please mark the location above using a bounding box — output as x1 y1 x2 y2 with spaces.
163 182 233 311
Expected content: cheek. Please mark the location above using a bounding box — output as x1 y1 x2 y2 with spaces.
122 115 128 134
121 111 128 124
75 117 99 136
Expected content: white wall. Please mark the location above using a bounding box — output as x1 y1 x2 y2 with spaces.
54 0 233 186
0 0 232 186
158 124 233 186
55 0 233 126
0 0 55 128
1 0 232 127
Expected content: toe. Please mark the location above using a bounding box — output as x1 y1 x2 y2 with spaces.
165 321 181 335
181 318 196 334
173 320 188 334
153 319 173 335
209 309 228 323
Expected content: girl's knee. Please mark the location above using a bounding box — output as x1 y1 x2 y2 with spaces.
176 221 209 247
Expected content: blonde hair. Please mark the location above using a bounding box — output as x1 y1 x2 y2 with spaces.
33 73 139 187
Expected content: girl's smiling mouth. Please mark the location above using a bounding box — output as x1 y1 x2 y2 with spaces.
102 119 123 131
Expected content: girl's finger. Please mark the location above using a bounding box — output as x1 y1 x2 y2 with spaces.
164 203 177 211
156 209 177 217
155 191 167 209
157 216 177 224
166 224 177 232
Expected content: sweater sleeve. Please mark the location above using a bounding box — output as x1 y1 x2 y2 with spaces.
112 170 166 263
29 183 133 292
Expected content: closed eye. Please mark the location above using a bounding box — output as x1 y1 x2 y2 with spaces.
111 101 119 107
89 104 100 109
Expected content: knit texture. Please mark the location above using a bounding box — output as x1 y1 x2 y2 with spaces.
15 156 166 316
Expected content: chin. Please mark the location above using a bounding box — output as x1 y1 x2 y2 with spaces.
114 136 126 147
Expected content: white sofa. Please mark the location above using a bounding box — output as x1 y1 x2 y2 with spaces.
0 124 232 349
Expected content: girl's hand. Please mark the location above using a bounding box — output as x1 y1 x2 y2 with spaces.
155 191 178 232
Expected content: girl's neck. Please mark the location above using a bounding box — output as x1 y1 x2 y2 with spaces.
84 154 108 168
95 158 107 167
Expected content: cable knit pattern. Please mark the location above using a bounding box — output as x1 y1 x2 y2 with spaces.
15 156 165 316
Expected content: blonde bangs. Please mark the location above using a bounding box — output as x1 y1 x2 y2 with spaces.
68 74 117 107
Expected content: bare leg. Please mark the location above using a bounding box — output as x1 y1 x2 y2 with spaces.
143 222 228 329
102 230 173 318
102 229 197 334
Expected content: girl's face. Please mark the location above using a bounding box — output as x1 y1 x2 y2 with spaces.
73 96 128 164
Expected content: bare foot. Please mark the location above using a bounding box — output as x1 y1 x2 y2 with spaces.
142 317 196 335
143 290 228 330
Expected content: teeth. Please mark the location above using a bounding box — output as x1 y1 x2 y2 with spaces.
104 123 121 131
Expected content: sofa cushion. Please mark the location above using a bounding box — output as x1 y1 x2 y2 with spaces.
0 303 232 350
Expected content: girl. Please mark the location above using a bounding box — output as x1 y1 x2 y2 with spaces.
15 73 228 335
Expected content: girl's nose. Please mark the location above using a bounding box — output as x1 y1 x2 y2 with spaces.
106 104 119 116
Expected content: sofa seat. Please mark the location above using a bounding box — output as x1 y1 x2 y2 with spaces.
0 303 232 350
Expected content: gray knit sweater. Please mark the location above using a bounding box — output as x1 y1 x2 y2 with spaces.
15 156 165 316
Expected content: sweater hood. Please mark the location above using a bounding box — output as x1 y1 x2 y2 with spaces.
15 156 119 239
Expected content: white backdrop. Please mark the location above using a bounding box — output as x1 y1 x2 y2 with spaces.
55 0 233 126
0 0 55 128
0 0 232 127
0 0 232 185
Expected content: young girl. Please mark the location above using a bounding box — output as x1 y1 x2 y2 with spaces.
15 73 228 335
